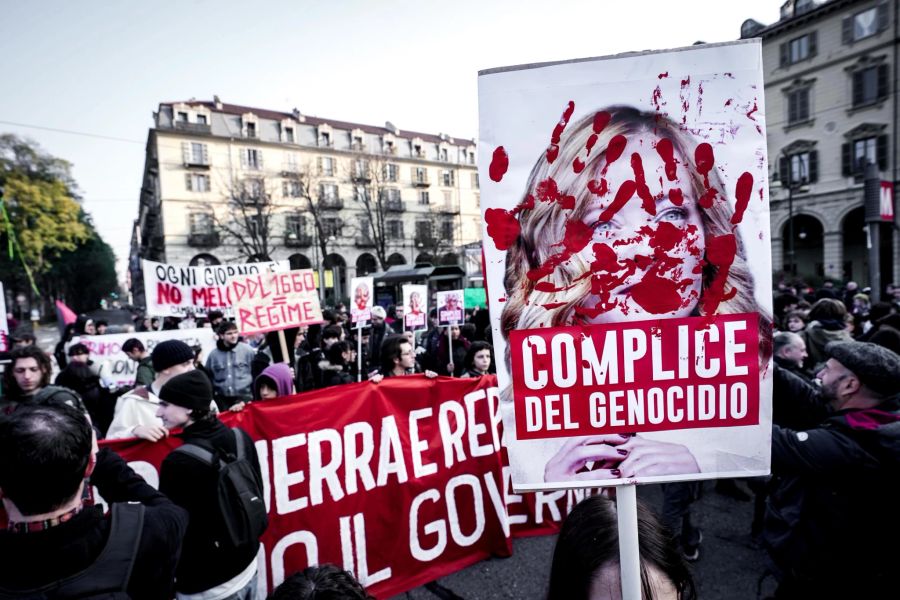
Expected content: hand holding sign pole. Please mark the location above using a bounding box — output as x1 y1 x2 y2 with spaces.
436 290 464 376
350 277 373 381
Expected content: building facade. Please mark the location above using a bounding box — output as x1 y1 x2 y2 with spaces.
128 98 480 305
742 0 898 290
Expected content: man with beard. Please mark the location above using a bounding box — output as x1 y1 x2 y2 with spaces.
205 321 255 412
764 341 900 598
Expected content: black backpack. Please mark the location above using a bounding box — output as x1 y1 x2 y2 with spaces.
175 428 268 549
0 502 144 599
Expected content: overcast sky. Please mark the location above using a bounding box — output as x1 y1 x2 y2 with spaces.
0 0 781 280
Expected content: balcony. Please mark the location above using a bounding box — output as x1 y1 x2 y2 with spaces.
174 121 211 134
384 199 405 212
355 236 375 248
412 175 430 187
184 159 210 170
284 232 313 247
188 232 220 248
437 203 458 214
351 172 371 183
318 196 344 210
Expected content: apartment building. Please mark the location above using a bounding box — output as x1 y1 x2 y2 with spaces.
128 97 480 304
742 0 898 288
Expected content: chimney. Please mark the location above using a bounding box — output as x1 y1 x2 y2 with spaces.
213 95 223 110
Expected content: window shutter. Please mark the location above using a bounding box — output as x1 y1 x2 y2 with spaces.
788 92 797 124
808 31 817 57
185 173 192 191
878 64 889 99
800 89 809 121
878 2 889 31
240 149 248 168
853 71 864 106
182 142 190 164
780 43 788 67
842 16 853 44
808 151 818 183
877 135 888 170
842 143 852 176
778 156 789 184
202 144 209 165
258 151 264 170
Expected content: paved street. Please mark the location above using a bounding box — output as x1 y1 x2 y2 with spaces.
394 481 777 600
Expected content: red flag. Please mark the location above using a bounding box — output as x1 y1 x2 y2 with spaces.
55 300 77 328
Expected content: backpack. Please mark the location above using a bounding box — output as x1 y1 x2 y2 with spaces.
175 428 268 549
0 502 144 599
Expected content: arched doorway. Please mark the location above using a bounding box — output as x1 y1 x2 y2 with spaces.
387 253 406 267
288 253 312 270
782 214 824 279
323 253 347 304
356 253 378 276
439 252 459 266
415 253 433 265
189 253 220 266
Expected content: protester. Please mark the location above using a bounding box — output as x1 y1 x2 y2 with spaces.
53 322 77 370
546 494 696 600
320 341 354 388
1 345 84 412
460 340 494 378
780 310 806 333
157 370 266 599
206 321 255 411
55 342 113 435
206 309 225 330
123 338 156 387
437 324 469 376
269 565 373 600
0 401 188 599
799 298 852 370
95 319 109 335
10 330 36 349
370 335 437 381
293 327 316 392
254 362 295 400
763 341 900 598
105 339 197 441
368 306 390 367
772 331 811 380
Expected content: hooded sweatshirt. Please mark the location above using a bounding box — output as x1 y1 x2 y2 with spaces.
253 362 294 399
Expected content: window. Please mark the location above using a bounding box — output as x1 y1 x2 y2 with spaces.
177 111 189 122
472 173 480 189
241 148 262 170
247 215 263 238
439 148 448 161
413 167 428 185
778 151 819 185
243 178 265 202
353 185 370 203
284 152 299 172
322 217 342 238
189 212 214 234
283 180 302 198
318 156 334 176
196 114 208 125
286 214 306 237
384 140 395 154
852 65 888 107
353 159 369 179
413 144 423 157
441 169 455 186
352 136 364 151
246 122 257 139
185 173 210 192
790 36 809 62
787 88 810 125
319 183 338 201
284 127 294 143
182 142 209 166
842 134 888 176
320 131 331 147
419 190 430 205
387 220 404 239
384 163 399 182
440 220 454 240
383 188 401 202
844 5 887 43
415 221 432 240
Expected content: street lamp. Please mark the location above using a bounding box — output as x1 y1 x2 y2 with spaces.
781 150 807 275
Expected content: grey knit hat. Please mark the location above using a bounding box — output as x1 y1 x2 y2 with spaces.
826 341 900 396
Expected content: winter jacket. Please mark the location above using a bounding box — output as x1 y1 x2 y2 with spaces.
254 362 295 399
0 448 188 600
764 374 900 598
159 419 262 594
800 322 852 371
134 356 155 387
205 341 255 408
105 385 162 439
437 335 470 377
319 359 353 387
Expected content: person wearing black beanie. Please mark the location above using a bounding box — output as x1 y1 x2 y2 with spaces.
156 371 263 597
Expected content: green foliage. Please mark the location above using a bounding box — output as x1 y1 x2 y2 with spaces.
46 217 119 313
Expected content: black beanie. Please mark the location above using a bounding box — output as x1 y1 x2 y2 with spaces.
151 340 195 372
159 370 213 411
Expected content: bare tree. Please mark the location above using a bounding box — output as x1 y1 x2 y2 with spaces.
213 177 279 261
285 161 339 268
346 154 398 270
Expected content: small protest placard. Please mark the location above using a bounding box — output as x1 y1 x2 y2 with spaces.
402 284 428 331
436 290 464 326
350 276 373 324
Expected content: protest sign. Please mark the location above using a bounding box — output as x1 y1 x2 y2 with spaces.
229 269 323 335
436 290 464 326
478 40 773 491
0 283 7 352
101 376 593 599
142 259 288 317
350 276 373 324
403 284 428 331
73 328 216 388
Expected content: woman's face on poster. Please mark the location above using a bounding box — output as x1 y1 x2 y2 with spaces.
445 295 459 309
355 284 369 307
409 292 421 311
576 132 705 324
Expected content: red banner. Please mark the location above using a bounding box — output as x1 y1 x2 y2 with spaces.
101 376 592 598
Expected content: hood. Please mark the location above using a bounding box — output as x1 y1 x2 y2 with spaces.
254 362 294 398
